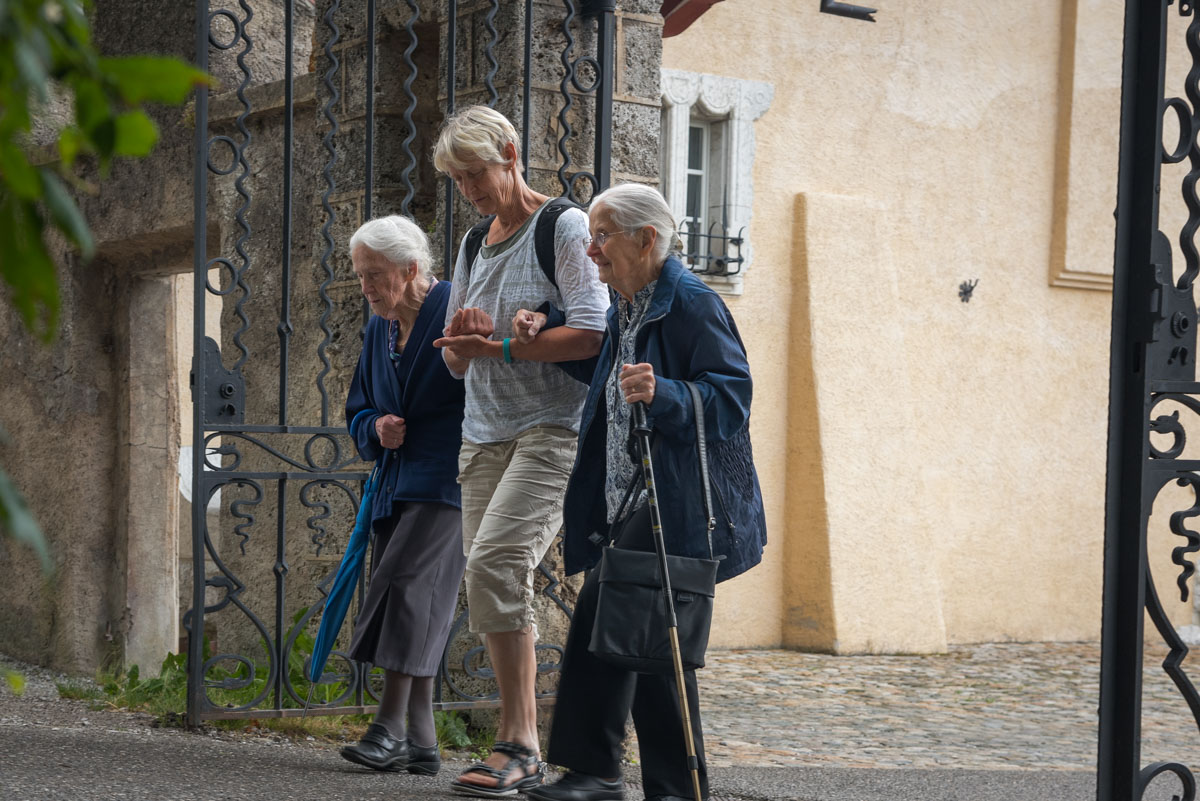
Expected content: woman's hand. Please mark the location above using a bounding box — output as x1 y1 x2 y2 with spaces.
433 333 493 361
511 309 548 345
375 414 406 449
446 307 495 338
436 307 497 364
619 363 655 405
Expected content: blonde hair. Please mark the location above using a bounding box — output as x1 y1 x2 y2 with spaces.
348 215 433 280
590 183 682 265
432 105 522 173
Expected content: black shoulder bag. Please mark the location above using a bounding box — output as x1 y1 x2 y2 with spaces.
587 382 720 674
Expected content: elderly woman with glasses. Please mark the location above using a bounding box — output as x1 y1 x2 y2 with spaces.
513 183 767 801
430 105 610 798
339 215 467 778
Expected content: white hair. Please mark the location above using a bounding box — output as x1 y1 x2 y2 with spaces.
432 105 523 173
590 183 682 265
348 215 433 279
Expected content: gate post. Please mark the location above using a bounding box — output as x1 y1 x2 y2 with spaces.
1100 1 1200 798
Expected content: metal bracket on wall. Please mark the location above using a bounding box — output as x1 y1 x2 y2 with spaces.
194 337 245 425
820 0 877 22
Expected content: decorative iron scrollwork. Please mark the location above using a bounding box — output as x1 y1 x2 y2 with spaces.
399 0 420 215
1138 761 1196 801
299 479 359 557
202 431 361 473
190 0 599 726
1167 475 1200 600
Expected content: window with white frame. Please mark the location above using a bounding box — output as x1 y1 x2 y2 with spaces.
660 69 773 295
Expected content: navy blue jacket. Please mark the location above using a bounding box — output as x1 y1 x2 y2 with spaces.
345 280 465 531
560 257 767 583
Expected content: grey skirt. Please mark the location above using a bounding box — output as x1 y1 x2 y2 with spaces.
348 501 466 676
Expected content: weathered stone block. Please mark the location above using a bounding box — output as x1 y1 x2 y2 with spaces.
620 17 662 99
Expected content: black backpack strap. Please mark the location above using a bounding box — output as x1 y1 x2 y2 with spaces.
533 196 583 292
461 214 495 285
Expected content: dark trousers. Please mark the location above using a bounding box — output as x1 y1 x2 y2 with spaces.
547 504 709 800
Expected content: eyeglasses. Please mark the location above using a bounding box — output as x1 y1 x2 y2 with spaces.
582 230 628 249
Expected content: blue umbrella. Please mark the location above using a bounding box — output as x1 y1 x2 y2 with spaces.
307 452 385 688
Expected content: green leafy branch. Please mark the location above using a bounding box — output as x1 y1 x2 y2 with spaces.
1 0 210 339
0 0 210 571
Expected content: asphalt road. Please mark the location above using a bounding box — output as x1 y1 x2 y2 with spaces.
0 722 1120 801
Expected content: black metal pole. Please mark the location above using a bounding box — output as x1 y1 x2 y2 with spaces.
523 0 533 182
443 0 457 280
365 0 375 223
362 0 375 333
188 0 211 729
280 0 296 426
1097 2 1170 799
358 0 376 704
590 0 614 193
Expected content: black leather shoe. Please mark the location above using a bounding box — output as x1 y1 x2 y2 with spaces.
525 772 624 801
406 741 441 776
340 722 409 771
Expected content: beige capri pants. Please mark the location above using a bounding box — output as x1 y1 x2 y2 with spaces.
457 424 578 634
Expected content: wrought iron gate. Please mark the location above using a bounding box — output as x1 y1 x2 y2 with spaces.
1101 1 1200 798
187 0 615 726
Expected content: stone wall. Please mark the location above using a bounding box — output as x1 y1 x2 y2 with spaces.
0 0 664 690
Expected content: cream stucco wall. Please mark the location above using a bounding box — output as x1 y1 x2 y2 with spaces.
667 0 1197 652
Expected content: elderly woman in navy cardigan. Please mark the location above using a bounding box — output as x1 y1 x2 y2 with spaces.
514 183 767 801
340 215 465 777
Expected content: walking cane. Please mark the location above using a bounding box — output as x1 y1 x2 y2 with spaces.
632 402 704 801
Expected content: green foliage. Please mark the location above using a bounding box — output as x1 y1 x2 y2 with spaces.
4 668 27 695
56 650 190 720
436 709 473 749
0 0 208 338
55 678 104 702
466 723 497 761
0 0 210 577
47 614 495 752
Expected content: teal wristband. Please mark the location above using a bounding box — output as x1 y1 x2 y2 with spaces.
502 338 513 364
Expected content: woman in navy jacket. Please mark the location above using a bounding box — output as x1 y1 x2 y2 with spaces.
518 184 767 801
340 215 466 777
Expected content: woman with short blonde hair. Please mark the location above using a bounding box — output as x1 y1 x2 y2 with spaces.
432 105 523 174
431 105 610 798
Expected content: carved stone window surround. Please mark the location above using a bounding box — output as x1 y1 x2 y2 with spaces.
661 68 773 295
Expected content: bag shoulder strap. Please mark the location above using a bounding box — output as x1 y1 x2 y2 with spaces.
533 196 582 291
686 381 715 560
460 215 496 284
604 461 644 546
460 197 579 291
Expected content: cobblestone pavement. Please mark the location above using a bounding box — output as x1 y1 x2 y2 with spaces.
696 641 1200 771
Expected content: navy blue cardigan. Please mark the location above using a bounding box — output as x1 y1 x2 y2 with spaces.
345 280 466 531
559 257 767 583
